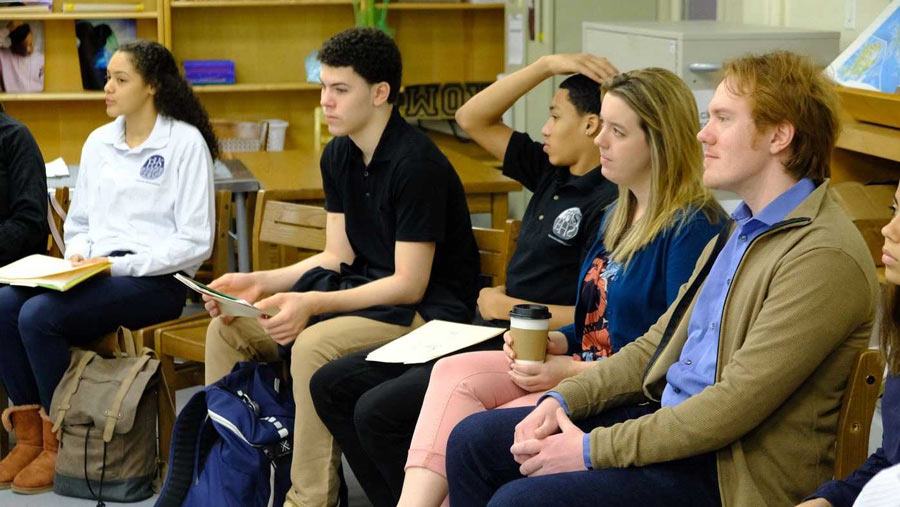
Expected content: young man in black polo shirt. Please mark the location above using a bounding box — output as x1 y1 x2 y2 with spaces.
202 28 479 507
0 105 48 267
308 54 619 507
457 53 618 328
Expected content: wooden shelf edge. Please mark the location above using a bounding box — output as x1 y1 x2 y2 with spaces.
170 0 502 8
0 11 160 20
836 120 900 164
0 92 105 102
171 0 350 7
381 2 504 10
1 83 322 100
192 83 321 93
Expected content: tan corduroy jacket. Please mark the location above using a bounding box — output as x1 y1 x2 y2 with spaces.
555 181 879 507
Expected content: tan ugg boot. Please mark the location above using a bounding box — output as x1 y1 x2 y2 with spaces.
11 408 57 494
0 404 43 489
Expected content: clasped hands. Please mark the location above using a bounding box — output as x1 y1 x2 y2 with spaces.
504 330 589 476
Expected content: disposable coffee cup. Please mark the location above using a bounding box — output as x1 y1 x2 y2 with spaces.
509 304 552 364
265 119 289 151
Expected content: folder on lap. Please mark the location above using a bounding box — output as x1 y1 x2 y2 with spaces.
366 320 504 364
0 254 111 292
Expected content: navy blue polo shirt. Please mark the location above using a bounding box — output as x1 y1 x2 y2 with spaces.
319 108 480 325
502 131 617 306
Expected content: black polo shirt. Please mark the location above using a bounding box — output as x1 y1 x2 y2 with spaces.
0 113 48 267
319 108 480 325
502 131 616 306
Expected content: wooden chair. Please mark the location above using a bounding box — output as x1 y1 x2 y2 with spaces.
472 219 521 288
834 348 886 479
47 187 70 258
193 190 233 283
155 201 329 464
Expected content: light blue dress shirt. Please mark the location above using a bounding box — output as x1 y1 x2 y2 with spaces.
660 178 815 406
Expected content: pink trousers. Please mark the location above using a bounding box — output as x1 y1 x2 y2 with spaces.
405 350 545 477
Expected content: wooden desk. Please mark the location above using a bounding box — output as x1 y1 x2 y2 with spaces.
428 131 504 168
238 147 521 230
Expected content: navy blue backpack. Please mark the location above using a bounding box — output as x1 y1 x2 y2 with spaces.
155 362 294 507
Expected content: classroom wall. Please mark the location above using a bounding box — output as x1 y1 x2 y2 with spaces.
719 0 893 49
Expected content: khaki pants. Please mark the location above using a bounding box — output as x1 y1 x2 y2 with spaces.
205 314 425 507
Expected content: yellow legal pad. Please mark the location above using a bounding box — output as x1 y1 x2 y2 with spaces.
0 254 112 292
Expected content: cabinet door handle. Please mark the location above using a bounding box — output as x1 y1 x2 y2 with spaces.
689 63 722 73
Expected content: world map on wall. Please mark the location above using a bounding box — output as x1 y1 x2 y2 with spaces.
828 0 900 93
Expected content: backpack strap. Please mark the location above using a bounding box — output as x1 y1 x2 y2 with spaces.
112 327 138 358
102 353 153 442
51 350 98 434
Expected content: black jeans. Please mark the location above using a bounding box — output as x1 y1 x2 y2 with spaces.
446 403 721 507
310 336 503 507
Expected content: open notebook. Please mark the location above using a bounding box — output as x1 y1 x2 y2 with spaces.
366 320 505 364
0 254 111 291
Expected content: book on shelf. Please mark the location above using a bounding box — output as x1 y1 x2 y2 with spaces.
75 18 136 90
0 20 45 93
0 5 51 12
0 254 111 292
63 3 144 12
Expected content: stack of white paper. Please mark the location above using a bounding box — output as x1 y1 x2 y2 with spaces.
367 320 504 364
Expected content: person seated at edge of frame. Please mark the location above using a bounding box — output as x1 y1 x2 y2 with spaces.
0 103 48 269
797 179 900 507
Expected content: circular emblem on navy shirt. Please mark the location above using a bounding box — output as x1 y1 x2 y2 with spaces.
140 155 165 180
552 207 582 241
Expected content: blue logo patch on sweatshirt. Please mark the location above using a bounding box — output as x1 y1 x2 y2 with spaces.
140 155 165 180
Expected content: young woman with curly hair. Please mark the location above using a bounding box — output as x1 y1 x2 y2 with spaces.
0 40 216 495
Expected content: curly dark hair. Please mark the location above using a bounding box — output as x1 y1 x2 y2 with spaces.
559 74 601 116
116 40 219 160
318 27 402 104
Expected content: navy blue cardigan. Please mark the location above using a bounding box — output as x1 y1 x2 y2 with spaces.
559 206 726 357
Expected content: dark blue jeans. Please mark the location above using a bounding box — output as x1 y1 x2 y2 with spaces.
0 274 185 410
446 403 721 507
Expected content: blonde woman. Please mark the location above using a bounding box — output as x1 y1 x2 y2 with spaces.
397 67 726 507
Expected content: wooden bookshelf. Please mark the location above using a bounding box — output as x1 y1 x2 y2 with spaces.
168 0 502 9
0 0 503 161
381 2 504 10
171 0 349 7
0 0 166 162
831 86 900 184
164 0 503 152
0 92 106 101
0 11 160 20
192 83 322 93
